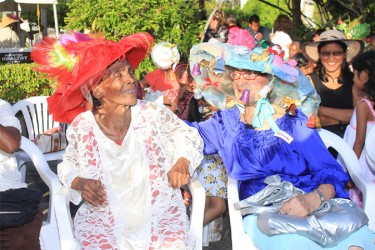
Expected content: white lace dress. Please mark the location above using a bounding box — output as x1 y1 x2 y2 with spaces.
58 100 204 249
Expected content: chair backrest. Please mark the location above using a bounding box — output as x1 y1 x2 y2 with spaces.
18 136 62 249
12 96 60 141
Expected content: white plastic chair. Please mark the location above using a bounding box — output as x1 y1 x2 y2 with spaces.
17 136 62 250
12 96 66 179
55 171 206 250
227 129 375 250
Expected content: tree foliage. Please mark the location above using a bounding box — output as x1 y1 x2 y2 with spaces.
63 0 204 77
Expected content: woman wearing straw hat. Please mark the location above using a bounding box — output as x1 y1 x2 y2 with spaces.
0 15 20 48
31 32 204 249
188 35 374 248
302 30 364 138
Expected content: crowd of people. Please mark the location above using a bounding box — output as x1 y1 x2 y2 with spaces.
1 9 375 250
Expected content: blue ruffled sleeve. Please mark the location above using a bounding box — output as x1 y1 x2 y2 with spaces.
185 110 227 155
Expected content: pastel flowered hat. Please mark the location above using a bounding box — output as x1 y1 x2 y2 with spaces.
189 39 319 118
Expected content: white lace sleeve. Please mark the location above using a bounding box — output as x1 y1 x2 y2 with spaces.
156 105 204 175
57 112 102 205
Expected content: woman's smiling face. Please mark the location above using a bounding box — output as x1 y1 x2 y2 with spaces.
318 43 346 74
95 59 139 106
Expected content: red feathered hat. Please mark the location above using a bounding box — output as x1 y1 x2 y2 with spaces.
31 32 154 123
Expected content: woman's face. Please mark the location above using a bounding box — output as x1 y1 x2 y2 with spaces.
319 43 346 74
231 70 270 105
209 13 221 30
95 60 138 106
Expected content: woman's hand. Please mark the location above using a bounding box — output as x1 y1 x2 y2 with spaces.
167 157 190 188
72 177 107 206
279 194 313 217
280 185 335 217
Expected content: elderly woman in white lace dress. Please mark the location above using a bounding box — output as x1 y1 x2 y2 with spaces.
31 32 203 249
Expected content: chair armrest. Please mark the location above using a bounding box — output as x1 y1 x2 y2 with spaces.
20 137 61 195
55 186 77 250
319 129 375 231
227 177 257 250
188 172 205 249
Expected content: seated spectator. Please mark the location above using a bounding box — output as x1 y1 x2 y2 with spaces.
201 10 228 43
311 28 326 42
31 32 204 249
0 99 43 249
246 14 271 46
141 42 182 111
271 14 294 60
189 35 374 249
289 41 301 59
291 52 315 76
0 15 20 48
302 30 364 138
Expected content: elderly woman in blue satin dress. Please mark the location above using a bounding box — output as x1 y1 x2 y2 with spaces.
187 36 375 249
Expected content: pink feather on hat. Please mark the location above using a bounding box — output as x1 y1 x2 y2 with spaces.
227 27 256 49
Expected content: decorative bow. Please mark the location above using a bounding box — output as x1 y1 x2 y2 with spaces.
204 77 220 89
252 98 280 133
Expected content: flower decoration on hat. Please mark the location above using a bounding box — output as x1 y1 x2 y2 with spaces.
151 42 180 70
336 17 371 50
32 32 154 123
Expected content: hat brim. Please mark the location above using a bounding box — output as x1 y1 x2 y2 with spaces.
0 19 18 28
302 39 364 63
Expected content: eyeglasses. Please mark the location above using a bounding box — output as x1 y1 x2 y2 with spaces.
230 71 258 80
319 51 345 58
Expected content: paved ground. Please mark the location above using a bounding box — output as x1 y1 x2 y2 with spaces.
26 161 233 249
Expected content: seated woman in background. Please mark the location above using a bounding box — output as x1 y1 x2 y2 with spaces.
31 32 204 249
188 36 374 249
302 30 364 138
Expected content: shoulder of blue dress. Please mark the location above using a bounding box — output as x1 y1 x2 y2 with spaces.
221 107 245 132
277 109 308 131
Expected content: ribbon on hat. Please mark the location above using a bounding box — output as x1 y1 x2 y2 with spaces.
252 98 280 133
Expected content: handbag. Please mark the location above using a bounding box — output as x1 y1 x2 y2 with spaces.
0 188 43 230
234 175 369 247
35 130 67 153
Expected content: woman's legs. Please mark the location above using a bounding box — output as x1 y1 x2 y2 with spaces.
203 196 226 225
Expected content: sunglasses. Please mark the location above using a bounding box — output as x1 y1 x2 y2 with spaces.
230 71 258 80
319 51 345 58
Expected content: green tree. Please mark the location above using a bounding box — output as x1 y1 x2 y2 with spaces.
63 0 204 77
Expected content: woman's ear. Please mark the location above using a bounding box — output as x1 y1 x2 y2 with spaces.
92 85 103 99
359 70 369 83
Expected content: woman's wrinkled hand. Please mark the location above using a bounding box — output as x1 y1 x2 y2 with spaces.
279 193 319 218
167 158 190 188
72 177 107 206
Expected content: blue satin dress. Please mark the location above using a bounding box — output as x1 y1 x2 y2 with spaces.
188 107 375 249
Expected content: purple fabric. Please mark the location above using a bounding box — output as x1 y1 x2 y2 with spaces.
187 107 350 200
